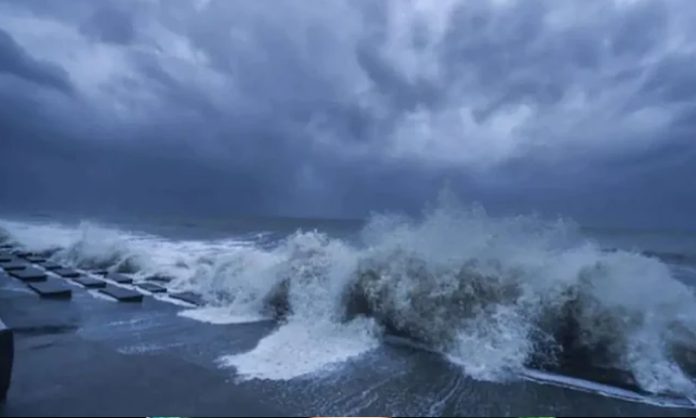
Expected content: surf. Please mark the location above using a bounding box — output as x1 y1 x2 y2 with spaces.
2 196 696 402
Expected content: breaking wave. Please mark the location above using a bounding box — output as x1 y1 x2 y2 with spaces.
2 197 696 397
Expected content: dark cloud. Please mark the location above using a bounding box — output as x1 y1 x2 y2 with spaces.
609 0 668 57
0 28 73 94
0 0 695 228
80 5 136 45
641 54 696 104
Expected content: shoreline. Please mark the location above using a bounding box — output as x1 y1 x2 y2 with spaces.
0 250 695 416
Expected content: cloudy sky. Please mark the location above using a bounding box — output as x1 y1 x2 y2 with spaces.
1 0 695 228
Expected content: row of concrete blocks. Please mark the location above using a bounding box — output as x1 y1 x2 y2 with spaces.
0 251 203 305
0 244 204 401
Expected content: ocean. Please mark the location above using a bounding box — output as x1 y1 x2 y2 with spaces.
2 201 696 416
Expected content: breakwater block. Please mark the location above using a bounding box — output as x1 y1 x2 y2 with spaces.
0 319 13 401
27 279 72 299
53 268 81 278
0 254 13 263
137 283 167 293
92 270 109 276
170 292 203 306
37 261 62 270
99 286 143 303
0 261 27 272
107 273 133 285
23 255 46 263
9 268 46 282
72 275 106 289
146 275 172 283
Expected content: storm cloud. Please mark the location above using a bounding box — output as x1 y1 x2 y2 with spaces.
1 0 695 227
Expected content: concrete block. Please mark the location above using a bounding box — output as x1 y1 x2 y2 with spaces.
27 280 72 299
99 286 143 303
53 268 81 278
24 255 47 263
0 261 27 272
146 275 172 283
137 283 167 293
72 275 106 289
37 261 63 270
107 273 133 285
9 268 46 282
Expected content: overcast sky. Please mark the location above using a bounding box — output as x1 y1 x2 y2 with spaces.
1 0 695 228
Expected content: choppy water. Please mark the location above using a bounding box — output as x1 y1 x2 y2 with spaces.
2 199 696 412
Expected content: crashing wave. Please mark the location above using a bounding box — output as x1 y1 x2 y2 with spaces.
2 199 696 396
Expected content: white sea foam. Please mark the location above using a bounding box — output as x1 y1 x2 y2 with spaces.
178 307 271 325
220 318 380 381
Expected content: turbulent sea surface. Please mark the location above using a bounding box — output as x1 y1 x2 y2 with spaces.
2 200 696 413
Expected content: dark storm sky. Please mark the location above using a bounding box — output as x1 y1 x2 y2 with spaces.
1 0 695 228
